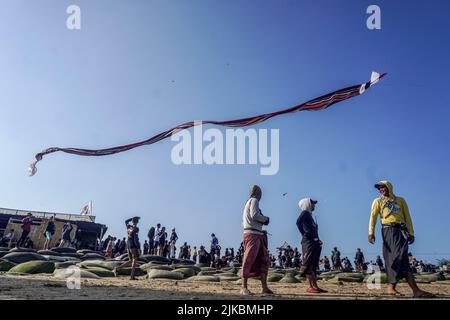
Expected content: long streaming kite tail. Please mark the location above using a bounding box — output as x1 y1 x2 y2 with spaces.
28 71 386 176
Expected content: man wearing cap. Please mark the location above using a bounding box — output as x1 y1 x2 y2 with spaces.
369 180 434 297
297 198 327 293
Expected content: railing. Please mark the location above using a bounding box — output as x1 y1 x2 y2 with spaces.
0 207 96 223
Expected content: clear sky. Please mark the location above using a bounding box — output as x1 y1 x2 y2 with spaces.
1 0 449 263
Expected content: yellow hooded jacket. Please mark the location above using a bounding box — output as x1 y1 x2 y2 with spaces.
368 180 414 236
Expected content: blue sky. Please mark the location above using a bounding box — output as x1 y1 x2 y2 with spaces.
1 0 449 263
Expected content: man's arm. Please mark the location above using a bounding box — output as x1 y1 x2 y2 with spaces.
125 218 132 227
368 199 380 237
401 198 415 236
249 199 268 224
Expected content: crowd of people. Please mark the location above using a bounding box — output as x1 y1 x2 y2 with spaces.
0 180 440 297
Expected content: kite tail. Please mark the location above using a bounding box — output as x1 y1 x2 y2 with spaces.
28 71 386 176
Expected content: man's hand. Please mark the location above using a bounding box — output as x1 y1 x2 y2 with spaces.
408 235 415 245
368 235 375 244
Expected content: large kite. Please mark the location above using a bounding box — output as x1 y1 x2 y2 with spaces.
28 71 385 176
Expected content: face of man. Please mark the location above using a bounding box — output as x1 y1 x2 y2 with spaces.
378 185 389 196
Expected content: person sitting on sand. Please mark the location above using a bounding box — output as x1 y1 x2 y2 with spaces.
297 198 327 294
240 185 272 296
114 216 141 280
369 180 434 298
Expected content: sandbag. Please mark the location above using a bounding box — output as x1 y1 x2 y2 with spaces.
195 263 209 268
55 261 78 269
8 261 55 274
38 250 62 256
414 273 444 283
177 259 196 266
85 267 115 277
0 247 10 251
81 253 106 261
267 274 284 282
217 274 240 281
117 267 146 277
197 270 218 276
59 253 81 259
0 252 8 258
99 261 123 271
77 249 98 255
0 259 16 271
141 255 171 264
77 260 108 269
140 263 173 272
50 247 77 254
173 268 197 278
9 247 37 253
53 267 100 279
171 264 201 272
364 273 388 284
185 275 220 282
147 269 184 280
279 274 300 284
2 252 47 264
200 267 217 272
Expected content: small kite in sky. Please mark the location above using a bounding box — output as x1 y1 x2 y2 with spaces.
28 71 386 176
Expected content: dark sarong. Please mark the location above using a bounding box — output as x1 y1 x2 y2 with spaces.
382 224 410 284
300 238 321 276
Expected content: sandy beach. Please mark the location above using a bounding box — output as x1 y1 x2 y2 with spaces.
1 273 450 300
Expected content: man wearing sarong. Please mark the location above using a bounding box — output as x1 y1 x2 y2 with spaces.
297 198 327 294
241 185 272 295
369 180 434 297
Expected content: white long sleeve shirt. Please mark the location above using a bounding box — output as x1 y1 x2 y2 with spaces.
242 197 268 235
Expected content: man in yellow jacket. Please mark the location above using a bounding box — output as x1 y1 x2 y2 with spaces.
368 180 434 297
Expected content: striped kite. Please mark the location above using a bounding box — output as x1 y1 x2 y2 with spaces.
28 71 386 176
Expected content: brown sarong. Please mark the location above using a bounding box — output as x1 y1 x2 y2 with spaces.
242 233 269 278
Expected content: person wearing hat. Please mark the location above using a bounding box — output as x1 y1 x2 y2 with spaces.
114 216 141 280
241 185 272 295
297 198 327 294
369 180 434 297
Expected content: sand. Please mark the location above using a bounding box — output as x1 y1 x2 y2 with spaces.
1 273 450 300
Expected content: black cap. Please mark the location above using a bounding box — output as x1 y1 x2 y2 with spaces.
311 199 318 204
374 182 386 189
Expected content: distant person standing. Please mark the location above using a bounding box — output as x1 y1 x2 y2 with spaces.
331 247 342 271
17 213 33 247
114 216 141 280
59 222 73 247
240 185 272 296
210 233 219 255
169 228 178 258
369 180 434 297
153 224 161 255
158 227 167 257
147 226 155 255
192 246 198 263
354 248 365 272
297 198 327 294
105 237 116 258
376 256 384 271
143 240 149 255
43 216 56 250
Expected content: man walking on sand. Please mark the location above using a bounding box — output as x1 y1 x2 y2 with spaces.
369 180 434 298
240 185 272 296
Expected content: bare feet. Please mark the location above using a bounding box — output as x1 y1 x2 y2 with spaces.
240 288 253 296
112 268 118 277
